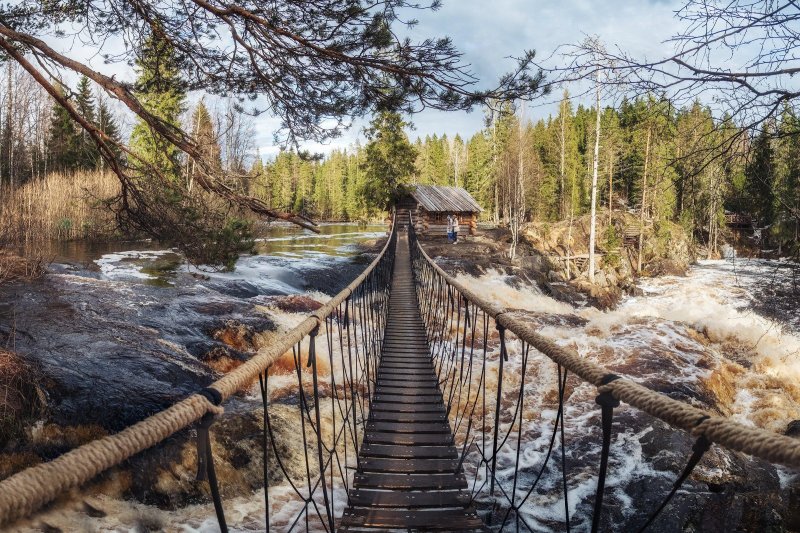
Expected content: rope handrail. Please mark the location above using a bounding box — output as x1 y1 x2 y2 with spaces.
409 225 800 469
0 214 398 528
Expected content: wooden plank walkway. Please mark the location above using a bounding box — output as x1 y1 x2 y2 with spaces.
340 233 485 532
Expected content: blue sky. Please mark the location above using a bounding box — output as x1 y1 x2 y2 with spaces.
52 0 684 158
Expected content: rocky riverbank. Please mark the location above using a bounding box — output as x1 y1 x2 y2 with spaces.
421 209 694 309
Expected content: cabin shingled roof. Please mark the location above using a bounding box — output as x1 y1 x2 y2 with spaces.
410 185 482 213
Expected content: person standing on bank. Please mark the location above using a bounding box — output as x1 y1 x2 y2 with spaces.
447 215 454 243
452 216 460 244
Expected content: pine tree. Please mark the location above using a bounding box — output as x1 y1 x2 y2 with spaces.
746 123 776 229
775 108 800 244
186 100 221 191
129 29 187 179
47 85 79 172
95 90 121 169
74 76 96 169
361 111 417 213
554 92 579 219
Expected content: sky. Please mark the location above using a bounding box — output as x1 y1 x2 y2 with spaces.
253 0 685 157
50 0 686 159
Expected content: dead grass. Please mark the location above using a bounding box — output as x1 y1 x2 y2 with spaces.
0 171 120 243
0 251 46 285
0 349 45 447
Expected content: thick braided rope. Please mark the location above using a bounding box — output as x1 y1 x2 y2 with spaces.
414 238 800 469
0 223 397 527
0 394 221 525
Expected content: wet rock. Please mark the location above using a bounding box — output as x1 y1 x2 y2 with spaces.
786 420 800 438
260 294 323 314
545 281 584 306
0 451 41 479
201 346 248 374
125 406 311 509
648 258 688 277
210 320 259 352
208 316 275 352
28 423 109 459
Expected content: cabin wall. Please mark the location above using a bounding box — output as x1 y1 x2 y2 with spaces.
418 210 478 236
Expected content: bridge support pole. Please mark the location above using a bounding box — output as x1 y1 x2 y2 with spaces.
591 374 620 533
308 326 336 532
489 324 508 497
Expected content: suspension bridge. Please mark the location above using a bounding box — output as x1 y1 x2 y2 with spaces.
0 211 799 532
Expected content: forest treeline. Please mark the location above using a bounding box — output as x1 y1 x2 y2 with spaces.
1 67 798 257
256 93 800 254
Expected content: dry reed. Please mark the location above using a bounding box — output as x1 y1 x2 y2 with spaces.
0 171 120 243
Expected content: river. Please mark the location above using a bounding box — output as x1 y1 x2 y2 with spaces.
2 238 799 531
0 223 385 432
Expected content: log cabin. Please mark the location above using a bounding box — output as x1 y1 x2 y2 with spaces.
399 184 482 236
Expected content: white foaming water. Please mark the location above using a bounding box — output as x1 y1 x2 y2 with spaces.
450 257 800 529
94 249 177 280
454 268 576 315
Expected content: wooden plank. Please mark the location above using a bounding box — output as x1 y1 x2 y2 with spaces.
378 362 433 369
339 508 484 530
363 432 454 446
348 489 470 508
353 472 467 491
359 457 459 473
374 386 441 396
375 373 437 380
369 411 447 424
365 421 451 434
369 403 446 414
371 393 442 404
373 384 440 392
359 444 456 459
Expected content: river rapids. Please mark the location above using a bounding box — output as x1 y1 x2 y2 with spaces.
2 234 799 531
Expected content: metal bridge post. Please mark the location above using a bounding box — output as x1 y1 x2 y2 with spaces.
309 325 336 532
591 374 620 533
489 324 508 497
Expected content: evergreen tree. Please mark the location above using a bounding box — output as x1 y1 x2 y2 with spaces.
554 92 580 218
775 108 800 244
95 90 121 168
47 85 79 172
74 76 96 169
129 29 187 179
186 100 221 191
746 123 777 228
361 111 417 213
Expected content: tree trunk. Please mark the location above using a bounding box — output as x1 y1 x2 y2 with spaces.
607 149 614 226
588 79 601 284
6 63 13 189
637 126 652 274
566 205 574 279
559 108 566 219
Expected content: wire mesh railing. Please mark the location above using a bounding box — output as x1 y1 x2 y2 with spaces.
407 217 800 532
255 227 396 531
